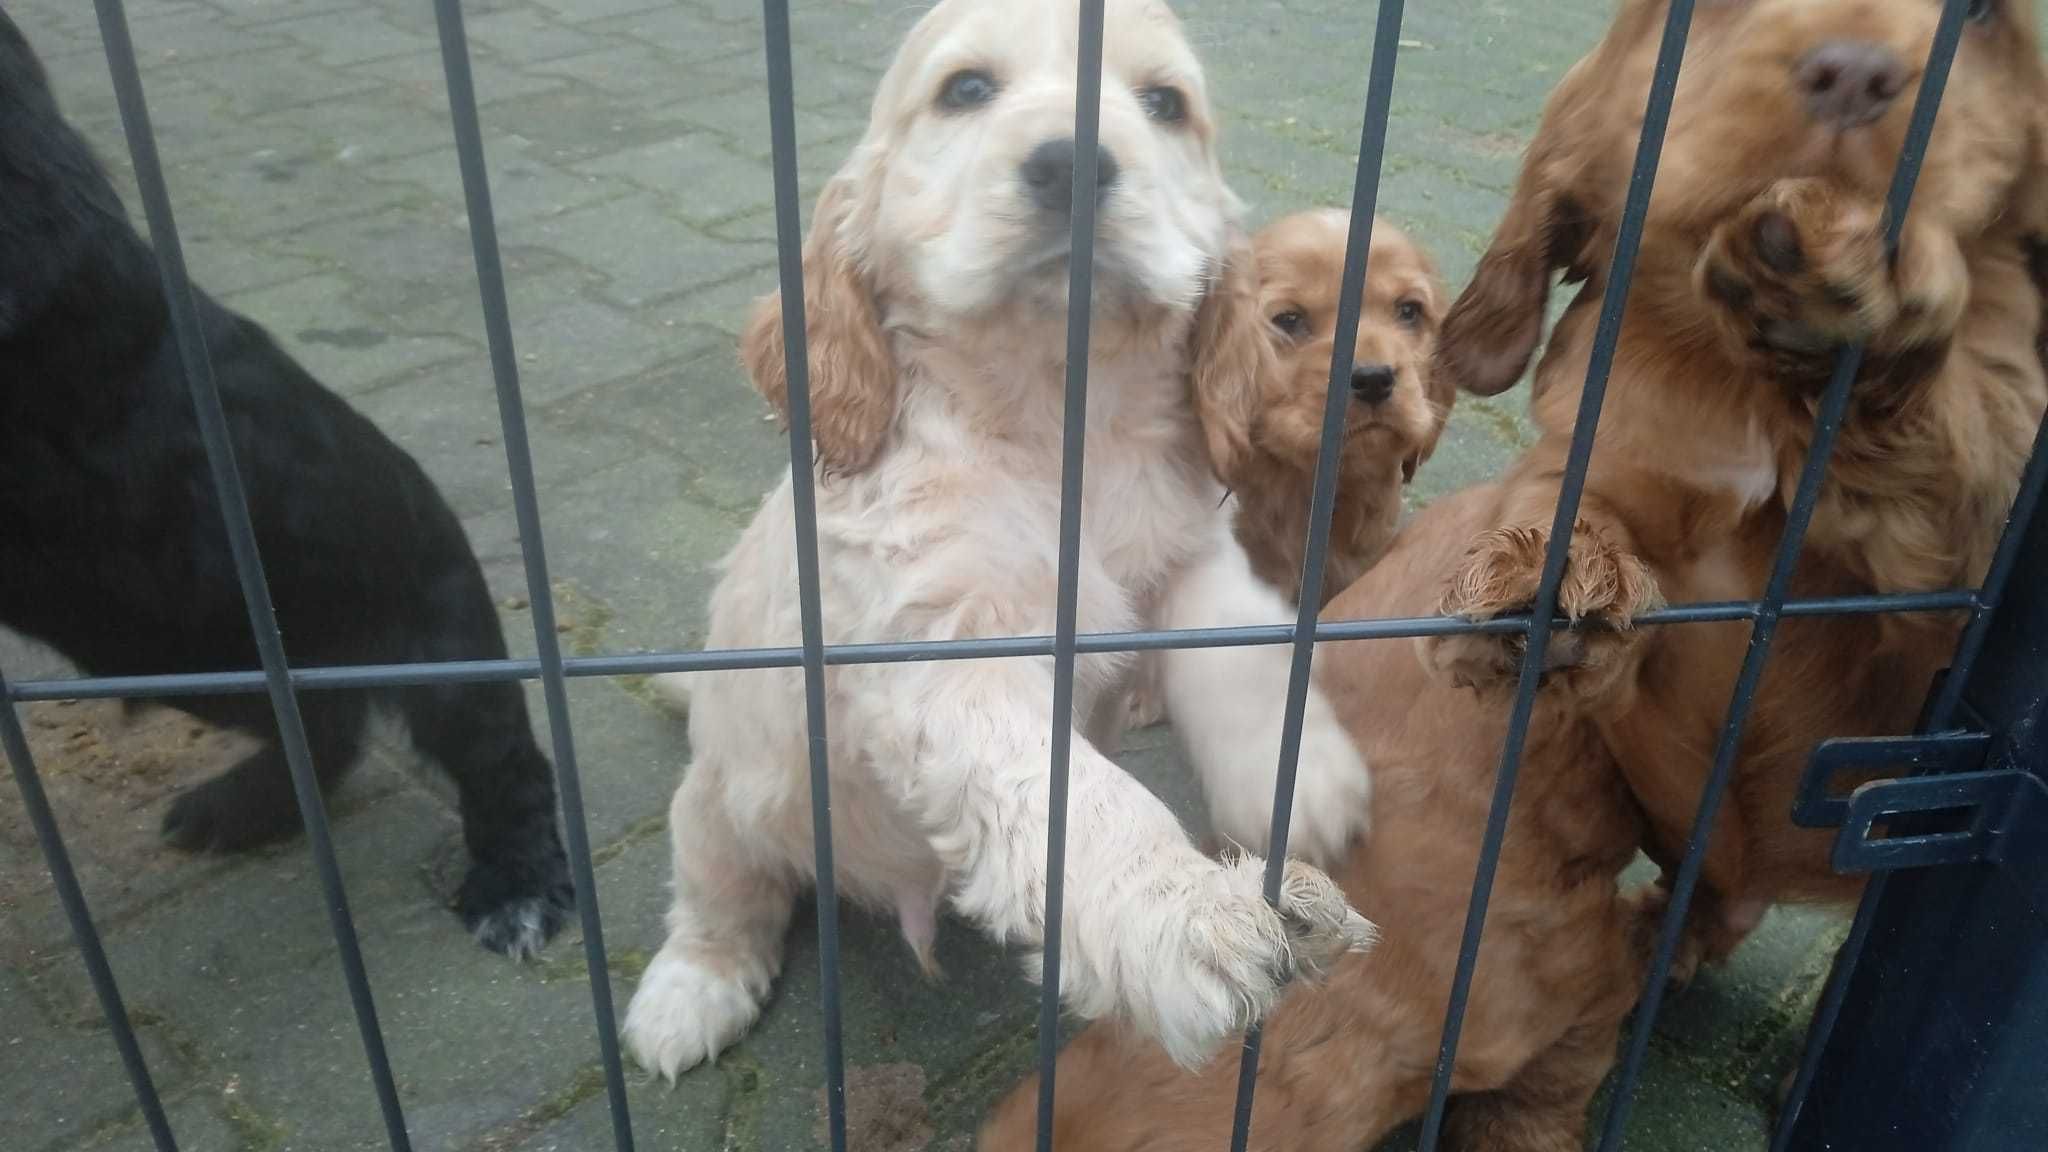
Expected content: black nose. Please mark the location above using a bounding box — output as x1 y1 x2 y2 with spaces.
1020 138 1120 215
1795 41 1907 131
1351 363 1396 405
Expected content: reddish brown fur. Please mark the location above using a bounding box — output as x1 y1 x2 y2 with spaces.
984 491 1660 1151
1429 0 2048 957
983 2 2048 1148
1227 211 1453 606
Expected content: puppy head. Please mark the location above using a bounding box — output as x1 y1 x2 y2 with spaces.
1438 0 2048 398
860 0 1235 318
1242 210 1448 483
745 0 1255 477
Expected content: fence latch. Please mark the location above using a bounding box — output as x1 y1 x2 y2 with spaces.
1794 694 2048 874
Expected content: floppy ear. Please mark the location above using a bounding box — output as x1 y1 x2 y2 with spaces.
1406 256 1457 481
1435 162 1588 398
1190 228 1274 488
741 176 896 477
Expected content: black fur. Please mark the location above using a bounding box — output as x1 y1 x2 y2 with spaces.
0 14 573 957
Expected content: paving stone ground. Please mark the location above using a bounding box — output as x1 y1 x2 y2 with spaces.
1 1 1848 1149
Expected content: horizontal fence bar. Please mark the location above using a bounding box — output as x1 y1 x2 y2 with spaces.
90 2 413 1148
6 591 1977 703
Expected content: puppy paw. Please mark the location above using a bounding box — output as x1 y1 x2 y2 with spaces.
457 849 575 961
1207 708 1371 868
160 750 302 854
1120 855 1374 1068
1697 178 1966 377
1423 520 1661 698
622 947 767 1080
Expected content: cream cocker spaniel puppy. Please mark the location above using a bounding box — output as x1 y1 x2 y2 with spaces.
622 0 1377 1080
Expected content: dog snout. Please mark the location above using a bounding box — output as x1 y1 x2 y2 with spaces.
1020 138 1120 215
1350 363 1396 405
1794 40 1907 131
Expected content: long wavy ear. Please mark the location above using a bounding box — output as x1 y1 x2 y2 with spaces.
1436 156 1591 398
741 176 895 477
1191 227 1274 488
1406 250 1457 480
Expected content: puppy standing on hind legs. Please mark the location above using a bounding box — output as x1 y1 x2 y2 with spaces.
0 12 573 958
621 0 1376 1082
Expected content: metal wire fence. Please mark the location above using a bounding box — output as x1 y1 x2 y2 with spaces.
2 1 2040 1150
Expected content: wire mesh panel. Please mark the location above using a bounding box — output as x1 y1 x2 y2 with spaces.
0 1 2034 1150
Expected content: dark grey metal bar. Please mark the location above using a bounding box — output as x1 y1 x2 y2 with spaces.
1035 3 1109 1147
1228 1 1406 1146
1595 3 1975 1147
0 670 179 1152
1414 3 1699 1148
88 2 413 1148
759 1 849 1147
1770 401 2048 1152
426 2 634 1147
5 590 1980 704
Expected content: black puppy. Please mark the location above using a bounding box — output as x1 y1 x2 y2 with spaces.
0 14 573 957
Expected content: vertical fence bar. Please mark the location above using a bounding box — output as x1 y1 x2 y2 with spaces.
0 670 178 1152
1412 3 1698 1148
1033 4 1109 1148
1771 407 2048 1152
759 2 850 1148
87 3 413 1148
1594 3 1973 1147
425 3 635 1148
1226 2 1405 1146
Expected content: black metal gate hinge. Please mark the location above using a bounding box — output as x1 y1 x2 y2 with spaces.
1796 724 2048 874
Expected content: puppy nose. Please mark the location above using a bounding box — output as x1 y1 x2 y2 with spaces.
1351 363 1396 405
1794 41 1907 130
1020 138 1120 215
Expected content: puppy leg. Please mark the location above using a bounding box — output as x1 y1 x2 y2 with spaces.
401 679 575 960
1159 519 1371 867
1440 1018 1623 1152
1422 508 1662 704
161 688 368 852
1695 178 1968 386
622 759 799 1080
875 656 1374 1068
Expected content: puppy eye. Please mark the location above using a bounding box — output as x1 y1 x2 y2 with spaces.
1966 0 1995 22
938 69 999 112
1269 310 1308 338
1138 85 1188 124
1394 299 1426 327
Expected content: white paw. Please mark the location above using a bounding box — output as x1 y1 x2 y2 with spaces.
621 948 763 1080
1274 712 1373 866
1122 855 1375 1068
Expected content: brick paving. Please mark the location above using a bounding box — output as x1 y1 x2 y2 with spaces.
1 1 1841 1149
